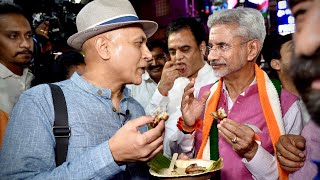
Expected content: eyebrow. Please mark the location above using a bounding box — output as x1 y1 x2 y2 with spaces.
180 45 190 49
2 30 33 34
209 41 229 46
292 9 306 17
289 0 312 9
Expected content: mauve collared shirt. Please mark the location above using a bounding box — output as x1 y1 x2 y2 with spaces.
290 121 320 180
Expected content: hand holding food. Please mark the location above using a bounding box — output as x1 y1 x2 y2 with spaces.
150 106 169 128
211 107 227 120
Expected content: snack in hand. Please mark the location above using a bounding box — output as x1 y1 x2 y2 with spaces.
210 107 227 120
150 106 169 128
185 163 207 174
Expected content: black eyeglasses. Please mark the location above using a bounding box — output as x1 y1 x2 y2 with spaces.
205 39 254 56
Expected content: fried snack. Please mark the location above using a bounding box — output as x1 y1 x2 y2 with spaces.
210 107 227 120
185 163 207 174
150 107 169 128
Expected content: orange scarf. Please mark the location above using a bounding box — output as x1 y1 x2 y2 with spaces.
0 110 9 149
196 64 288 180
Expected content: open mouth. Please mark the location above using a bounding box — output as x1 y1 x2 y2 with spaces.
176 63 186 73
139 67 145 75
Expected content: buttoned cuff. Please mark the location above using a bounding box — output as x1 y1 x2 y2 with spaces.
242 145 278 180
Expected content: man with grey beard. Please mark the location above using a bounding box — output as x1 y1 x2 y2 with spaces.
275 0 320 179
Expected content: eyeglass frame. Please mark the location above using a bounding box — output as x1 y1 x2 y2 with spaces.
205 39 255 56
147 52 168 63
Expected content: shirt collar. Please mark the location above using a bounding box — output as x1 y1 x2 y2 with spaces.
197 63 212 79
142 72 152 81
0 63 31 79
142 71 158 84
222 77 257 96
70 73 130 99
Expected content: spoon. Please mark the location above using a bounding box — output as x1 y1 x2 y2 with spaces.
167 153 178 175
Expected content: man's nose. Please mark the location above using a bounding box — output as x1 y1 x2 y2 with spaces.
207 48 221 62
174 51 183 61
20 37 33 49
150 58 157 65
143 45 152 61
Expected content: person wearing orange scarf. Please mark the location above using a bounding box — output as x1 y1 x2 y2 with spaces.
177 8 303 180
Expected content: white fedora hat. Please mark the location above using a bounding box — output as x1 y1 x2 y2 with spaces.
67 0 158 50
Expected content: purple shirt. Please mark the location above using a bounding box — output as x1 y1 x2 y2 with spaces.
196 82 303 179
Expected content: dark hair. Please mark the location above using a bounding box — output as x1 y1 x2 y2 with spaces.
288 0 300 9
57 50 85 79
166 17 206 45
147 39 168 54
262 34 292 79
0 2 27 19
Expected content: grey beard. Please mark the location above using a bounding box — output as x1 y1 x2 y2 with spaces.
290 49 320 126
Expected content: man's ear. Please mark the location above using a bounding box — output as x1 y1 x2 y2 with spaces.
270 59 281 71
95 36 110 60
247 39 260 62
200 41 206 55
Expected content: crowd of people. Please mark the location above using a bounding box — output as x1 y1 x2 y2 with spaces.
0 0 319 179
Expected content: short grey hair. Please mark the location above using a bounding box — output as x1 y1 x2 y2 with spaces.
207 8 266 50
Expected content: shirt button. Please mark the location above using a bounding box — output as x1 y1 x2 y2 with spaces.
97 89 102 95
21 83 25 89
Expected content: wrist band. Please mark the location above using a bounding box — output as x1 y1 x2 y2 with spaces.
176 116 202 134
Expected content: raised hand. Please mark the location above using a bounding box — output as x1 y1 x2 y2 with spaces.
181 79 210 127
109 116 165 164
157 60 183 96
275 134 306 173
218 118 258 161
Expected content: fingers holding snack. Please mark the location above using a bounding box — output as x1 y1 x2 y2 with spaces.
150 106 169 128
210 107 227 120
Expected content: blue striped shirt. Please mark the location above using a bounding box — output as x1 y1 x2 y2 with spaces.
0 73 151 179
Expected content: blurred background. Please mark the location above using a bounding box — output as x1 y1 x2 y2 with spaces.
0 0 294 79
1 0 294 43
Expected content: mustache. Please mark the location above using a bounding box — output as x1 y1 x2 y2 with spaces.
290 48 320 92
209 60 226 66
148 64 163 71
301 89 320 126
14 49 33 57
290 48 320 126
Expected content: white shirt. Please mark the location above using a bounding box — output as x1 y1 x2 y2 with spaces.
0 63 34 114
127 72 158 109
145 63 218 157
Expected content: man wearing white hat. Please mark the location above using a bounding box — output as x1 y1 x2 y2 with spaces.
0 0 164 179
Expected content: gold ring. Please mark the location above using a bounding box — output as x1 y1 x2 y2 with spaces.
231 136 238 144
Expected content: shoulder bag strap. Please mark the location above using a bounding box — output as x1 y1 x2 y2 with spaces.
48 83 70 166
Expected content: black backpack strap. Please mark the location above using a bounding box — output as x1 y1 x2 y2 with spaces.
48 83 70 166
